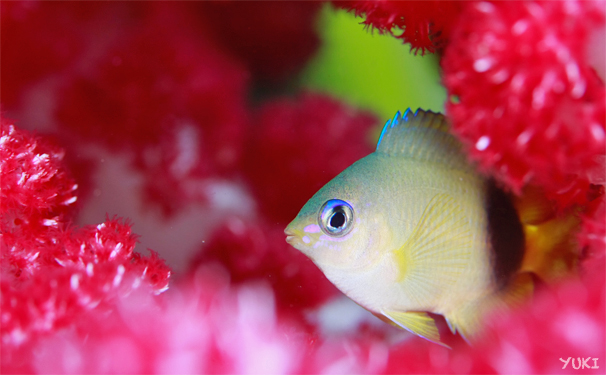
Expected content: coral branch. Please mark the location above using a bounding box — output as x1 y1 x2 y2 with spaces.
442 1 606 202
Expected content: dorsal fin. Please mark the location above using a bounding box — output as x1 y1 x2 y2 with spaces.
376 108 471 171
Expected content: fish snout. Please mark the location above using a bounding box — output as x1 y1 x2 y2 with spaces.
284 225 300 245
284 227 295 244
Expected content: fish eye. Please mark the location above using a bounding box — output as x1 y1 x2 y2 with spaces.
318 199 354 237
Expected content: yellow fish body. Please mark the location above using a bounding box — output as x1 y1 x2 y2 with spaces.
285 109 525 346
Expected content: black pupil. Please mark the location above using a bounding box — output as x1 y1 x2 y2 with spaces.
330 211 346 228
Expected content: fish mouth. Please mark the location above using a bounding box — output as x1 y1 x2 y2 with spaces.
284 227 298 244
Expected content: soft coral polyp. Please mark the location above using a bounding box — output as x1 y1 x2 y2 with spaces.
0 120 170 370
442 1 606 200
337 0 465 54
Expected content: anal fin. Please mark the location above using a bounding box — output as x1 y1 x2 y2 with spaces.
446 318 457 335
444 274 534 346
381 309 450 348
444 303 482 344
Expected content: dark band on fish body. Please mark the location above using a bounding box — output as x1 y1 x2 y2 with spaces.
485 179 525 289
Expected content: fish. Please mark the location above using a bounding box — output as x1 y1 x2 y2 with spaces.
284 108 527 346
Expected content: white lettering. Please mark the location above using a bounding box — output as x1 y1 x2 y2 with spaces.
560 356 600 370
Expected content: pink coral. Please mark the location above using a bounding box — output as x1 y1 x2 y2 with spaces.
4 271 299 374
9 267 395 374
473 271 604 373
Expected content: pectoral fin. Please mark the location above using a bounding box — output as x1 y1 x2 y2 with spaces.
392 193 473 304
381 309 450 348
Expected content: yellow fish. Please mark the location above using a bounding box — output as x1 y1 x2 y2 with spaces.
285 109 527 346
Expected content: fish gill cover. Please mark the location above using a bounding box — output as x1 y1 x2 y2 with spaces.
0 1 604 374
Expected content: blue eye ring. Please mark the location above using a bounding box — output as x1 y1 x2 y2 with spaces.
318 199 354 237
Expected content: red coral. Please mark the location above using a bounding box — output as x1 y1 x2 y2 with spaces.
0 121 170 370
1 217 170 345
0 119 78 240
243 93 377 224
442 1 606 203
57 3 247 153
189 218 338 317
578 191 606 269
199 1 322 83
55 3 249 214
337 0 466 54
0 1 85 107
